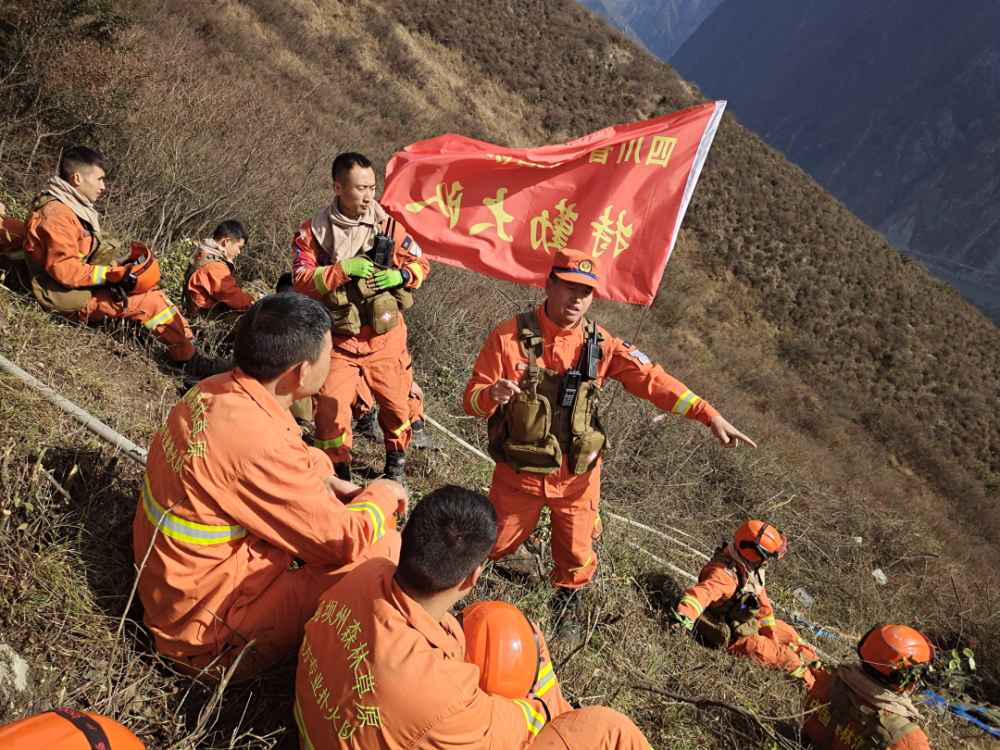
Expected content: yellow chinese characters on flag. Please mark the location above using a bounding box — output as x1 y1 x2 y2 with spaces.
381 101 726 305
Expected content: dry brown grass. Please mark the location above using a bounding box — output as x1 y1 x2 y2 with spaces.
3 0 1000 746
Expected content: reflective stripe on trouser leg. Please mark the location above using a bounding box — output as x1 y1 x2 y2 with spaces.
548 479 600 589
315 355 363 467
360 345 413 453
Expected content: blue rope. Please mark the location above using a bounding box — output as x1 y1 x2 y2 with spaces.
793 617 1000 738
923 690 1000 738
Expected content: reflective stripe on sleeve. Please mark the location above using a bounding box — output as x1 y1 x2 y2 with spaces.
406 262 424 287
346 501 387 544
313 268 330 295
144 306 178 331
314 434 347 450
790 663 808 679
679 595 704 618
91 265 109 285
5 250 24 261
141 476 247 545
534 662 556 697
470 386 491 417
671 390 700 416
391 420 411 437
760 616 776 627
513 699 546 735
293 698 318 750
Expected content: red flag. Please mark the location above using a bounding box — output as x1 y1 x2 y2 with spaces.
382 101 726 305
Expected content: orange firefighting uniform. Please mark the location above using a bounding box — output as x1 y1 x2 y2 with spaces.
675 552 817 686
24 199 196 361
133 369 401 679
0 216 26 262
185 254 254 317
352 353 424 424
803 667 930 750
292 210 429 468
296 556 651 750
463 303 720 589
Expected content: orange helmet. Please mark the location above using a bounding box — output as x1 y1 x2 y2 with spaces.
460 601 539 699
858 624 936 691
734 520 787 564
120 241 161 295
0 708 145 749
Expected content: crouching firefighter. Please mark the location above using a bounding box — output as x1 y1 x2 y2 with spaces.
803 625 935 750
463 248 755 619
291 152 429 483
670 520 818 686
22 146 226 376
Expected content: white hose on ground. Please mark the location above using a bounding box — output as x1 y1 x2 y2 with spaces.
0 353 148 466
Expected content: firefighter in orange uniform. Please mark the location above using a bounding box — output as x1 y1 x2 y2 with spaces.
291 152 430 482
295 484 653 750
0 201 26 265
134 294 408 680
22 146 224 376
803 625 934 750
183 220 255 321
463 249 754 613
670 520 818 686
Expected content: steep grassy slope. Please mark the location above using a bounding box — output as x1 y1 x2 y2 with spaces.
1 0 999 747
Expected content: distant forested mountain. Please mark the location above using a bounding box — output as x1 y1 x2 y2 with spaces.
578 0 723 61
672 0 1000 297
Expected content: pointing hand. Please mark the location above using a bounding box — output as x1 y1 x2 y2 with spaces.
490 378 521 405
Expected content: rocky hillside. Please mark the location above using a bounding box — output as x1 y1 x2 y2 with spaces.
577 0 723 61
2 0 1000 746
671 0 1000 290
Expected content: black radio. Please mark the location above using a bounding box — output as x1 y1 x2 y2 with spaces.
367 218 396 267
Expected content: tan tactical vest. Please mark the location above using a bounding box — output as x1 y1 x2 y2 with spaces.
486 311 610 475
25 195 123 313
816 672 920 750
694 547 762 648
314 225 414 337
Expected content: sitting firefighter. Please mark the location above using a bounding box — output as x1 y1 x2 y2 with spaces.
803 625 935 750
183 219 255 325
669 520 818 686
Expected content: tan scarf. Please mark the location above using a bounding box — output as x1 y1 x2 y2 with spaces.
43 175 101 233
310 196 387 264
190 238 232 267
725 541 766 595
838 662 922 720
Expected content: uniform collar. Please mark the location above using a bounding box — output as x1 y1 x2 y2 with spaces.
231 368 300 431
537 302 582 341
384 566 464 658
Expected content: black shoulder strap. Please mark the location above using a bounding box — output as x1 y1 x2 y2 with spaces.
52 709 111 750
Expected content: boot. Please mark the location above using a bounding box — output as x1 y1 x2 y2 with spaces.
334 464 352 483
354 407 381 440
182 351 230 378
550 587 584 644
383 451 406 484
409 419 442 451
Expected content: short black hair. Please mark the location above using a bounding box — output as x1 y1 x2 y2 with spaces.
332 152 373 183
59 146 108 182
233 294 332 381
275 272 294 294
212 220 248 244
396 485 497 597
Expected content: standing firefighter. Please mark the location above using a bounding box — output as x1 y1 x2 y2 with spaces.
22 146 225 376
295 484 653 750
291 152 429 482
183 220 255 322
463 249 754 616
803 625 935 750
670 520 818 686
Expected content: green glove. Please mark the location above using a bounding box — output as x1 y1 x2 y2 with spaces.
341 257 374 278
372 268 404 290
670 610 694 631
